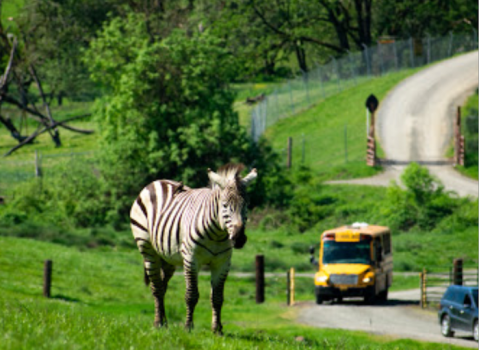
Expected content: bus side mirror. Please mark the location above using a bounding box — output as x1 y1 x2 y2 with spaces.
309 246 318 267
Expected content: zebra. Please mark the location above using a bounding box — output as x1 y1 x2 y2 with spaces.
130 164 257 334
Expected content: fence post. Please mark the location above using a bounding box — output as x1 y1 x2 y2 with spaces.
420 268 427 309
448 31 453 57
303 70 311 105
287 267 295 306
288 81 294 115
301 133 305 164
43 260 53 298
409 37 415 68
362 44 371 77
286 269 291 305
287 137 293 169
393 40 398 70
377 41 384 75
344 124 348 163
427 34 431 64
256 255 265 304
453 258 463 286
454 106 464 166
35 150 42 177
332 57 341 92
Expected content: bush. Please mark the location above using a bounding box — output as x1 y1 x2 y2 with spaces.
383 163 459 231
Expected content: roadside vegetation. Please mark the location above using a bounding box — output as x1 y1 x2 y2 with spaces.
458 90 478 179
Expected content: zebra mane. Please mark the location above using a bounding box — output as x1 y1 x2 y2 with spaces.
210 163 246 192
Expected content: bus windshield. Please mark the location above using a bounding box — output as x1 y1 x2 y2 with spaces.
322 241 371 264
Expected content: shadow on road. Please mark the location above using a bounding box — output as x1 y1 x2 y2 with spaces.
322 298 419 307
379 159 453 166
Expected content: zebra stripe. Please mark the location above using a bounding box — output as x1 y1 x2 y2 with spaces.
130 164 257 334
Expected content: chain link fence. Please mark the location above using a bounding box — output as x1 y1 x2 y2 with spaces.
251 32 478 142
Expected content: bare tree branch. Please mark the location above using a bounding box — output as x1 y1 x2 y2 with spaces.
4 114 93 156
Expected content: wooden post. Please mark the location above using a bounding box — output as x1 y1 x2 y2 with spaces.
43 260 52 298
454 107 463 166
286 270 291 305
453 258 463 286
255 255 265 304
287 137 293 169
344 124 348 163
290 267 295 306
367 136 376 167
420 268 427 309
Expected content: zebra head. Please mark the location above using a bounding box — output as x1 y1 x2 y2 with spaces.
208 164 257 249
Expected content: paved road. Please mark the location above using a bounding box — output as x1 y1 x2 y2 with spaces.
329 51 478 197
298 289 477 348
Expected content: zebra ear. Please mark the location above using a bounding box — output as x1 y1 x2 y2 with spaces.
208 168 224 188
242 168 257 186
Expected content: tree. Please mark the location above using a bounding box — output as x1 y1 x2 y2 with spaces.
376 0 478 38
85 14 262 220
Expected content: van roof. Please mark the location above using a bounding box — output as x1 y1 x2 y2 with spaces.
322 224 390 236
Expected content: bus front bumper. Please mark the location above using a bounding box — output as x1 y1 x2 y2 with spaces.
315 285 374 299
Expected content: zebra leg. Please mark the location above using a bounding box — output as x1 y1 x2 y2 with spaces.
135 239 168 328
210 261 230 335
183 259 200 331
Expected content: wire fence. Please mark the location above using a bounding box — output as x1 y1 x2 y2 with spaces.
0 151 96 198
251 32 479 142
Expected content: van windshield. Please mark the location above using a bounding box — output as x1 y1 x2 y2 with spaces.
323 241 371 264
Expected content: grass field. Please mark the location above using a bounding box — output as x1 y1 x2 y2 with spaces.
0 236 470 350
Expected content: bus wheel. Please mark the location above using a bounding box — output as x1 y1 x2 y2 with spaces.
378 289 388 302
364 292 376 304
315 294 323 305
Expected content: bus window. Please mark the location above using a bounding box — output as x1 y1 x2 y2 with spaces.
322 240 371 265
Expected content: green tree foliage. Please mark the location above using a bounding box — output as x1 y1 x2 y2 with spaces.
376 0 478 38
84 13 288 222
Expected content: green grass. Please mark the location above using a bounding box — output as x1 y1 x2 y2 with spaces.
264 68 423 180
0 236 470 350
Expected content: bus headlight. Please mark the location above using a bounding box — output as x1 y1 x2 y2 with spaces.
315 275 328 283
362 277 371 283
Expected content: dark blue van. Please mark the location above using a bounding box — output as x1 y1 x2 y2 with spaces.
438 285 478 341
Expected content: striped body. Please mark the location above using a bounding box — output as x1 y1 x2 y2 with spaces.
131 180 233 267
130 165 257 334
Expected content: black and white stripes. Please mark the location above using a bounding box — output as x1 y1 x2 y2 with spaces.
130 164 257 334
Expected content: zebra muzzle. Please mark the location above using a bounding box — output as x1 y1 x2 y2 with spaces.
231 225 247 249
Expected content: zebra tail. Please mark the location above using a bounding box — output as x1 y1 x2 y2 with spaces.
144 267 150 286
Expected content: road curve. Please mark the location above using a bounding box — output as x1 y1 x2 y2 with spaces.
329 52 478 197
297 289 477 348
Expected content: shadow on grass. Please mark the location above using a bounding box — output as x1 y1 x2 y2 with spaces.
52 294 81 303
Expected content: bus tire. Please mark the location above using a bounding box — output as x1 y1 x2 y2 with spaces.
378 288 388 302
315 293 323 305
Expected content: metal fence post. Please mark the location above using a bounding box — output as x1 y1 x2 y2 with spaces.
409 37 415 68
448 31 454 57
362 44 371 77
288 81 294 115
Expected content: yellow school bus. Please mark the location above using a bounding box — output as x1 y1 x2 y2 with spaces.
312 223 392 304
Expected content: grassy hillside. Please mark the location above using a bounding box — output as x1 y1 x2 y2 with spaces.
264 68 422 181
0 236 469 350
